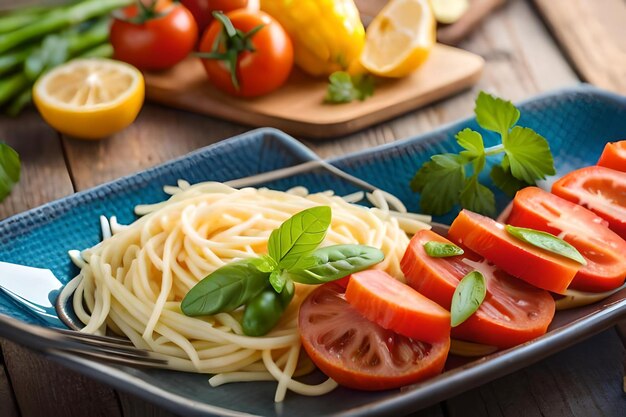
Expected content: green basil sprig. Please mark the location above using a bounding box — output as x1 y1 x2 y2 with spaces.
424 241 464 258
181 206 385 336
268 206 331 273
451 271 486 327
289 244 384 284
505 225 587 265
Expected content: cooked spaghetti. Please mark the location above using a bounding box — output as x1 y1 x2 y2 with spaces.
71 181 430 401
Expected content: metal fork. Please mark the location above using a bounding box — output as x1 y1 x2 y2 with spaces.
1 158 433 369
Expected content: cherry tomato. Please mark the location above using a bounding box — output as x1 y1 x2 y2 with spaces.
552 166 626 240
506 187 626 292
198 10 293 97
345 270 450 343
299 283 450 391
110 0 198 71
401 230 555 348
448 210 582 294
597 141 626 172
180 0 248 33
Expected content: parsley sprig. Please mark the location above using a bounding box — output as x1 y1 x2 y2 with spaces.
410 92 555 216
325 71 375 104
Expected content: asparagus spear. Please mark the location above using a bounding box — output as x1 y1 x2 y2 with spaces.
0 46 34 77
0 72 28 106
0 0 131 54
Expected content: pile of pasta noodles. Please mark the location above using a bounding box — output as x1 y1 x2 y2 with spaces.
71 181 430 401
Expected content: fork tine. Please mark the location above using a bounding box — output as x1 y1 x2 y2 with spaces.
53 348 170 369
53 328 134 345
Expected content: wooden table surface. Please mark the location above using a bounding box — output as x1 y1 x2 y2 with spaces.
1 0 625 416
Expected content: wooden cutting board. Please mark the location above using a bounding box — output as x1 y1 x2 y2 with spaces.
144 44 483 139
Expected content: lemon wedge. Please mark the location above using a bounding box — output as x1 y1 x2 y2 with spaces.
33 58 144 140
430 0 469 24
360 0 436 78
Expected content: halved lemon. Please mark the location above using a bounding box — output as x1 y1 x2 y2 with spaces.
33 58 144 140
360 0 436 78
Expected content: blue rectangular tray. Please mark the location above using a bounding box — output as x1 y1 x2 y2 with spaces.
0 85 625 416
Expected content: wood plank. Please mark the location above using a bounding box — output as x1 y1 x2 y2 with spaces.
445 329 626 416
1 341 123 417
0 111 73 218
143 45 483 139
532 0 626 94
0 350 20 417
62 104 247 190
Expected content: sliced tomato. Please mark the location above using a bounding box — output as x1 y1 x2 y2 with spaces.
506 187 626 292
448 210 582 294
552 166 626 239
597 141 626 172
344 270 450 343
401 229 555 348
299 283 450 391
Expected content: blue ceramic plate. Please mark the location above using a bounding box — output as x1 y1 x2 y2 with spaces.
0 85 625 417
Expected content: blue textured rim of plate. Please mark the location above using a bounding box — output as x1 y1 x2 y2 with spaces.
0 84 625 417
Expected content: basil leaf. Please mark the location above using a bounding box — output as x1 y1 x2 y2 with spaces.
256 255 277 273
269 270 286 293
424 241 464 258
181 258 269 316
268 206 331 270
0 143 20 202
505 225 587 265
451 271 486 327
289 244 384 284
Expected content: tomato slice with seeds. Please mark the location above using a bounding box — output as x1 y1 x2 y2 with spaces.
597 141 626 172
299 283 450 391
506 187 626 292
448 210 582 294
345 270 451 343
401 229 555 348
552 166 626 239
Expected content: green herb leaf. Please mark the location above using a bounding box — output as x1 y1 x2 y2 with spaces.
181 258 269 316
325 71 375 104
256 255 277 273
24 34 69 81
410 91 556 216
424 241 464 258
456 128 485 160
451 271 486 327
505 225 587 265
460 177 496 217
489 164 531 198
269 270 286 293
0 143 20 202
410 154 466 215
289 244 384 284
474 91 520 135
503 126 555 184
268 206 331 270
